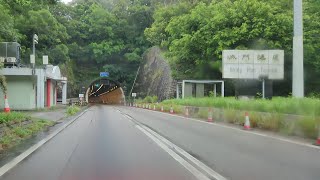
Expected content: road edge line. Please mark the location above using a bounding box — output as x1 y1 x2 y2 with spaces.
0 108 90 177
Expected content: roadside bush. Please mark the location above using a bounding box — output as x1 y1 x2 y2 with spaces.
137 100 320 139
144 96 153 103
67 106 81 116
256 113 284 131
140 96 159 103
151 96 158 103
0 119 54 149
280 121 296 136
224 109 238 124
0 112 31 124
197 108 209 119
162 97 320 116
13 127 32 138
297 117 318 139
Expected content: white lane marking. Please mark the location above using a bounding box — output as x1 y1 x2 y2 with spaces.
143 126 228 180
0 108 90 177
135 125 211 180
122 112 227 180
127 107 320 150
115 108 133 120
124 114 133 120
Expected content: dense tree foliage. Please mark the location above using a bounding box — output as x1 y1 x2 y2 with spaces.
146 0 320 95
0 0 319 96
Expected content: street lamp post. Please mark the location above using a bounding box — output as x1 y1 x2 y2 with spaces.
32 34 38 74
33 34 38 56
292 0 304 97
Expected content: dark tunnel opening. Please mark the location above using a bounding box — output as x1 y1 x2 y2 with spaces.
86 78 125 104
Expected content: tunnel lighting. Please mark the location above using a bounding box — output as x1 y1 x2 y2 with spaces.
90 85 119 98
96 84 104 92
89 84 105 96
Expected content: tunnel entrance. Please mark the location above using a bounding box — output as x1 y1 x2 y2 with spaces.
86 78 125 104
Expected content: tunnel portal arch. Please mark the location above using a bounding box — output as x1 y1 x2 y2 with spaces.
85 78 125 104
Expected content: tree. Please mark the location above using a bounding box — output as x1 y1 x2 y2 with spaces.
16 9 68 50
0 3 19 41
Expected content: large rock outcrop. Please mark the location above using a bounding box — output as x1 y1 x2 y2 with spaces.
134 46 176 101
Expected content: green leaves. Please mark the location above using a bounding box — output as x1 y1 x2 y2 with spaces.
0 3 19 41
89 41 124 64
48 44 70 64
1 0 319 96
146 0 295 79
16 9 68 49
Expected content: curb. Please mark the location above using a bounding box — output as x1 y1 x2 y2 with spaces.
0 108 90 177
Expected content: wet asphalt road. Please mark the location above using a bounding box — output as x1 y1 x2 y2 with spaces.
0 106 194 180
1 105 320 180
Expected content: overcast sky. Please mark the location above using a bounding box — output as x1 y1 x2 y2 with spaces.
61 0 72 4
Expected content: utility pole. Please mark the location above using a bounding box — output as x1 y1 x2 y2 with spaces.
129 66 140 98
292 0 304 97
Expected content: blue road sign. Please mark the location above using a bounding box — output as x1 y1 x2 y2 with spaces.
100 72 109 77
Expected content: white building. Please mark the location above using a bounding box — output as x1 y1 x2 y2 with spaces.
0 65 67 110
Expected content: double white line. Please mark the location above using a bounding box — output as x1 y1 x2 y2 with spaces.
123 113 227 180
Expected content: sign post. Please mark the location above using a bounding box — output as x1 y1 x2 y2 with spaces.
292 0 304 97
222 50 284 80
132 93 137 105
262 79 265 99
222 50 284 98
79 94 84 106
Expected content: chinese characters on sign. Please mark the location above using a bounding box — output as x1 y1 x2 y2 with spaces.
222 50 284 79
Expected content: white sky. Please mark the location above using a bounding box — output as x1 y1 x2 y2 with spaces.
61 0 73 4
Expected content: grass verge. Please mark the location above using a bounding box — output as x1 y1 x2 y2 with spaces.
67 105 81 116
162 97 320 116
136 102 320 140
0 112 54 150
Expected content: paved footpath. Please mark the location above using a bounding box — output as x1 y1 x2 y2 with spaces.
29 109 66 122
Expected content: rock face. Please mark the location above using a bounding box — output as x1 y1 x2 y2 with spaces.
134 46 176 101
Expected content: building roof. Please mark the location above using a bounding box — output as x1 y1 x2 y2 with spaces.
0 66 67 81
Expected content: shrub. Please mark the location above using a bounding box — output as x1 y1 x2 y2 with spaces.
144 96 153 103
0 112 30 124
67 106 81 116
280 121 296 136
197 108 209 119
257 113 284 131
297 117 318 139
0 119 54 149
246 112 259 128
224 109 238 124
151 96 158 103
13 127 32 138
161 97 320 116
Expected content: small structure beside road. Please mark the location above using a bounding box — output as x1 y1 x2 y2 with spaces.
0 65 67 110
177 80 225 99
